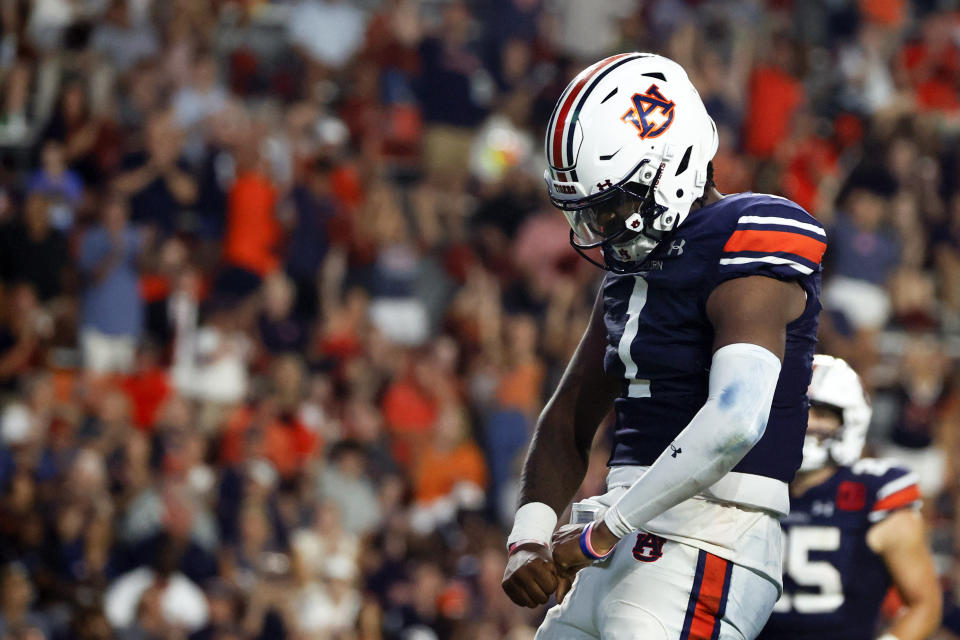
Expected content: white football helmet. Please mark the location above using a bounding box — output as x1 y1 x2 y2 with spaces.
545 52 718 272
800 354 873 472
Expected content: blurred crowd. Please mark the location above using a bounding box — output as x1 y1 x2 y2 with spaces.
0 0 959 638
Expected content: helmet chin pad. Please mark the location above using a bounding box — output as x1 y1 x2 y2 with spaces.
565 162 682 273
799 435 832 472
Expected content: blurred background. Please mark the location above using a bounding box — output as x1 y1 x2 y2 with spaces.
0 0 958 638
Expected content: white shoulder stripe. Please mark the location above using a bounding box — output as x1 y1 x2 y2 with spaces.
737 215 826 236
718 256 813 275
877 472 920 499
868 502 921 523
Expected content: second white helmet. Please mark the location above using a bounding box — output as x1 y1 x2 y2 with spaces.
800 354 873 472
544 52 718 271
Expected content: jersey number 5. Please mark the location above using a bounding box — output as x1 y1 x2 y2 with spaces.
773 526 844 614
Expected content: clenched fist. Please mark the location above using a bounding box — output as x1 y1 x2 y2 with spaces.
501 543 559 608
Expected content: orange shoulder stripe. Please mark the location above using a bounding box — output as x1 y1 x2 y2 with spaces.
723 229 826 265
872 484 921 512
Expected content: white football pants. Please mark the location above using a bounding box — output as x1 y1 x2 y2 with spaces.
535 531 779 639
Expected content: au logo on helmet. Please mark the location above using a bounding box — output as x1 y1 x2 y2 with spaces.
621 84 675 139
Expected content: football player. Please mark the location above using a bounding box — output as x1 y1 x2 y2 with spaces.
758 354 941 640
501 52 827 638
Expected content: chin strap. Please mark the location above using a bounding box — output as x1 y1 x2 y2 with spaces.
568 228 679 275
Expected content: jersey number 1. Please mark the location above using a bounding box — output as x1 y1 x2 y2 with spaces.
619 276 651 398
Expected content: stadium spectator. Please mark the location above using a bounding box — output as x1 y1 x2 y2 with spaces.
172 53 228 139
78 194 144 375
318 440 382 537
258 273 309 355
287 0 368 70
90 0 160 74
0 563 51 639
879 334 957 500
417 2 491 183
742 35 805 158
113 111 197 236
41 79 110 187
222 154 280 289
0 60 37 147
0 285 49 390
0 193 69 301
410 403 487 532
103 538 208 633
824 184 901 331
25 140 83 230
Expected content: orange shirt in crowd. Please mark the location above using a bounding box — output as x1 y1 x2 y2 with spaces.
495 361 544 414
120 368 172 431
221 406 319 477
414 440 488 504
263 419 320 478
224 171 281 276
781 136 838 214
382 379 437 435
901 39 960 112
859 0 905 26
382 379 438 468
742 66 804 159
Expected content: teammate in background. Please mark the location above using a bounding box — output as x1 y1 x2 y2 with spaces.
501 52 826 638
758 355 941 640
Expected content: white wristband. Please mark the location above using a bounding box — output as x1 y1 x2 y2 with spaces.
507 502 558 549
876 634 900 640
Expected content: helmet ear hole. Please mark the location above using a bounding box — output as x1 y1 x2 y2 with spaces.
674 145 693 176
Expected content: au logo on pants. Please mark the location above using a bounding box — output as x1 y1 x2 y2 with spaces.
632 532 667 562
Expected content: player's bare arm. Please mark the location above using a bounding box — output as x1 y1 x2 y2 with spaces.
553 275 806 569
501 288 620 608
519 290 619 517
705 275 806 357
867 509 942 640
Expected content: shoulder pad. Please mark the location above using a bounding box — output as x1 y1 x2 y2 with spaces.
849 458 921 522
718 197 826 278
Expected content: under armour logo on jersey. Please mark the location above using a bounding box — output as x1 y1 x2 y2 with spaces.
670 443 682 458
811 500 835 518
632 533 667 563
621 85 676 139
597 179 613 191
668 239 685 256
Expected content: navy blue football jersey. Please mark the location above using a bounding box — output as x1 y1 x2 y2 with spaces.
758 460 922 640
602 192 825 483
